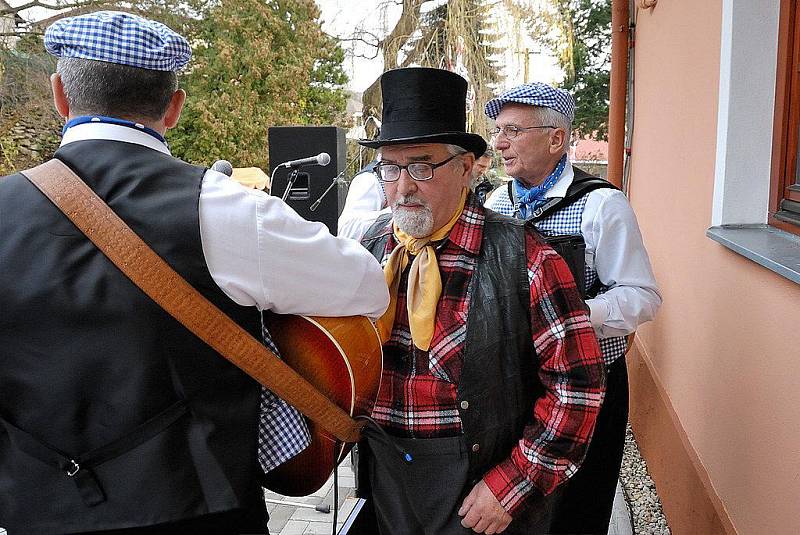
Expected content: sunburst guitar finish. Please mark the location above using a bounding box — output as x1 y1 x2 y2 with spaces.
261 314 383 496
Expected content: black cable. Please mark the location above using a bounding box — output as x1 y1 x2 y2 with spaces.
354 415 413 464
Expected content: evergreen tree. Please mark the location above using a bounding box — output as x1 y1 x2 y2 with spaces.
169 0 348 168
530 0 612 139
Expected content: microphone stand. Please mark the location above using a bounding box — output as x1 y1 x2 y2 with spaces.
310 173 343 212
309 151 377 211
281 168 300 202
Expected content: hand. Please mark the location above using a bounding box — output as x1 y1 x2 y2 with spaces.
458 479 513 534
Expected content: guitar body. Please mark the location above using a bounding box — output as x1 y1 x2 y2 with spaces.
261 314 383 496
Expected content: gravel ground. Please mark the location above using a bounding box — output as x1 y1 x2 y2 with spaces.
619 424 671 534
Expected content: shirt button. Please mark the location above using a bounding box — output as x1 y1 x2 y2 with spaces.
472 443 480 453
460 400 469 410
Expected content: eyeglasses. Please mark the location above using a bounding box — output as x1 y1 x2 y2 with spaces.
490 125 556 140
374 154 461 182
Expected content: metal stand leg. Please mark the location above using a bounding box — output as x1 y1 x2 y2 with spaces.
264 498 331 514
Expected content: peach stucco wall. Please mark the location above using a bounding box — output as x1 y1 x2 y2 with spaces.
629 1 800 533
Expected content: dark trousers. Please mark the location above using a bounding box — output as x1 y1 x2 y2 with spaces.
81 500 270 534
352 434 559 535
550 355 629 534
368 435 473 535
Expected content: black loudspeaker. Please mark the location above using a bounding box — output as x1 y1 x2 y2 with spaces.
269 126 347 235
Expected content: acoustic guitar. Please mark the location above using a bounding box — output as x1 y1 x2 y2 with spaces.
261 314 383 496
19 160 383 498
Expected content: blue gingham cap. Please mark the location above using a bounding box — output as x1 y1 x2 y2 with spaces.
484 82 575 122
44 11 191 71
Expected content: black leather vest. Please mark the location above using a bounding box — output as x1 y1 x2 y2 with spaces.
0 140 264 532
361 210 541 483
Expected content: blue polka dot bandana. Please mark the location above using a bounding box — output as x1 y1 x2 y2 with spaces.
484 82 575 122
45 11 191 72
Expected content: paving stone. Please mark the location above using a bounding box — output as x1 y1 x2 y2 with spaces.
609 481 634 535
287 502 333 522
336 475 356 487
264 490 284 501
303 521 335 534
279 520 310 535
310 478 334 498
336 497 359 522
266 502 296 533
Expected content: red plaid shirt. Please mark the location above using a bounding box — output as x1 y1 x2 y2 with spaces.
367 194 605 514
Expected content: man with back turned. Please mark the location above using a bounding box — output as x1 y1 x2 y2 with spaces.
0 11 388 533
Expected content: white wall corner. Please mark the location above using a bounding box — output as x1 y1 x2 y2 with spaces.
711 0 780 227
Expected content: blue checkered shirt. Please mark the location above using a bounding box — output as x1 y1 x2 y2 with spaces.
257 321 311 473
486 182 628 366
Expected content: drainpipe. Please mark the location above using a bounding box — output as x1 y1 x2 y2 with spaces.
607 0 631 188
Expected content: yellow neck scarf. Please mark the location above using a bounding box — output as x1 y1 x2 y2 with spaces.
376 188 468 350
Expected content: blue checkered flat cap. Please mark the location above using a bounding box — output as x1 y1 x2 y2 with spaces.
45 11 191 72
484 82 575 122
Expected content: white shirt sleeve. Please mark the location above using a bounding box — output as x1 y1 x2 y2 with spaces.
582 189 662 338
337 170 391 240
198 169 389 319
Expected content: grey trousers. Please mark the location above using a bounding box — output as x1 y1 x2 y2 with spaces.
368 434 473 535
366 434 559 535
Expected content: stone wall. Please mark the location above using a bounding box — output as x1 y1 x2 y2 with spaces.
1 99 61 175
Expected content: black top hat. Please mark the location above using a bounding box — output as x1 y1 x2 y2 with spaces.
359 68 487 156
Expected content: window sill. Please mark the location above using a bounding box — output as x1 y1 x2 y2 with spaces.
706 225 800 285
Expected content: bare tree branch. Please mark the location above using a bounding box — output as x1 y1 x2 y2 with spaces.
0 30 44 36
0 0 105 16
337 30 382 48
340 36 380 47
379 0 427 70
399 23 437 67
357 0 432 121
29 2 126 29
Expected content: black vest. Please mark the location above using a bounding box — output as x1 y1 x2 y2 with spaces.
361 210 541 483
0 140 264 532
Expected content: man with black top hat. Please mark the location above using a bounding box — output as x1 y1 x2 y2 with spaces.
0 11 388 533
352 67 606 534
484 82 661 533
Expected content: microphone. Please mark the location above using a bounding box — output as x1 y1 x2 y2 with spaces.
280 152 330 169
211 159 234 177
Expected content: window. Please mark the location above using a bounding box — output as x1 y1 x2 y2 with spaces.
770 0 800 234
707 0 800 286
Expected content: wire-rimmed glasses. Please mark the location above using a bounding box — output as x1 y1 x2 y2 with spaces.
374 154 461 182
490 125 556 140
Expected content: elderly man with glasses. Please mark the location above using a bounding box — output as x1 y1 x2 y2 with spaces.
484 83 662 534
346 67 606 535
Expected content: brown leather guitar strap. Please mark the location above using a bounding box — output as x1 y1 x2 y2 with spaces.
21 159 363 444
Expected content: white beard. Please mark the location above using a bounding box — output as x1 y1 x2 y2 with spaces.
393 195 434 238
